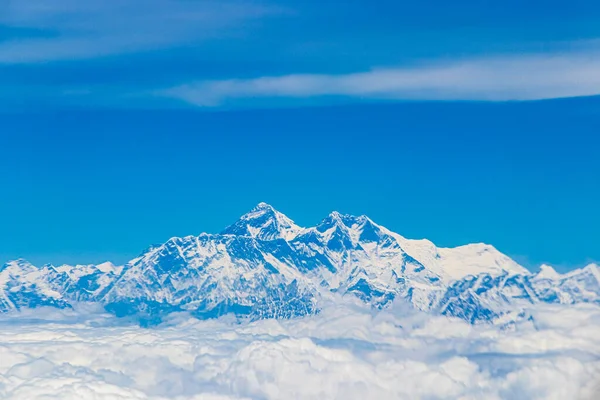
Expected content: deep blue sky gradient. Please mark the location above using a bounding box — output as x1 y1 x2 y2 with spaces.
1 0 600 270
1 99 599 270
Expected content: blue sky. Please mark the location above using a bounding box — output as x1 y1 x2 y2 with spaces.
1 0 599 271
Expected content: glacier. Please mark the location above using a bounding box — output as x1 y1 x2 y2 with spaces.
2 202 599 325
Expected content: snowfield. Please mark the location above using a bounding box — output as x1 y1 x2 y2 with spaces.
0 301 599 400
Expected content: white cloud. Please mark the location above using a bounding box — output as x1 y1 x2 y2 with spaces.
0 302 599 399
0 0 278 63
163 51 600 105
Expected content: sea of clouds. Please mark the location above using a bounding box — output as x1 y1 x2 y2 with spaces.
0 300 599 400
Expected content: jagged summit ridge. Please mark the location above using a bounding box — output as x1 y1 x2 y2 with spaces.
221 202 303 241
1 203 597 325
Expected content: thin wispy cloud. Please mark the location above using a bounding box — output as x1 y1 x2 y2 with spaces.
0 0 279 63
162 50 600 105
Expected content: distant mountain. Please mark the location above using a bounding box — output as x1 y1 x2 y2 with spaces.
2 203 598 325
221 202 303 241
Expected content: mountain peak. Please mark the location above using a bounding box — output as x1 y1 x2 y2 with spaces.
252 202 274 212
536 264 562 280
329 210 343 219
0 259 37 274
313 211 385 246
221 203 302 241
318 212 374 231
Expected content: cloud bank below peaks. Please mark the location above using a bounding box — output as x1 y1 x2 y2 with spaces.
0 301 599 399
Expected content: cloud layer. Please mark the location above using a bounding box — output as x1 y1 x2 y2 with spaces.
2 1 600 108
163 51 600 105
0 0 276 63
0 301 599 399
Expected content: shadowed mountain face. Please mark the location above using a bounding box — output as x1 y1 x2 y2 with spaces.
2 203 598 325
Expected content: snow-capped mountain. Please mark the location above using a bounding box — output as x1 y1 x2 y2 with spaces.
532 263 600 304
1 203 598 324
0 260 122 312
221 202 303 241
0 260 68 311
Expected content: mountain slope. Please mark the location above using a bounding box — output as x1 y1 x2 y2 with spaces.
221 203 303 241
1 203 594 324
0 260 70 312
102 233 317 319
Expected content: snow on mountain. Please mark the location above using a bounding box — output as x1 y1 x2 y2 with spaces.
533 263 600 305
535 264 562 280
47 263 122 302
102 233 316 320
1 203 595 325
287 211 446 310
344 219 529 282
439 272 538 324
221 202 303 241
438 263 600 324
0 260 69 312
436 243 530 279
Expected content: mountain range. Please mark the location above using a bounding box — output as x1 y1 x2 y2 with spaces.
2 203 598 325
